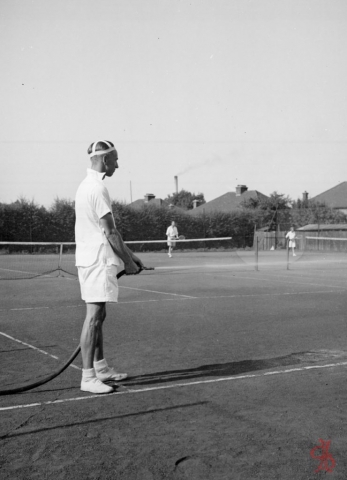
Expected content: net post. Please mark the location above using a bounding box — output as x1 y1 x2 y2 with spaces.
255 235 259 271
58 243 63 276
286 240 290 270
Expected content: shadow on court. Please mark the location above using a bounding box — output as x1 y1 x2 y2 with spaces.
125 351 334 387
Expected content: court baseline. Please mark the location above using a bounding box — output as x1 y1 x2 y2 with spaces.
1 360 347 412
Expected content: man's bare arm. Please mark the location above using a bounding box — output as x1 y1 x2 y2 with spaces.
100 213 144 274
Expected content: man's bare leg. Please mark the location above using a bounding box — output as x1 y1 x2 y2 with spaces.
94 325 104 363
80 303 112 394
80 303 106 369
80 302 128 388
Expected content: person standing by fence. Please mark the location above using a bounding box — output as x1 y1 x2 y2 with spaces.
286 226 297 256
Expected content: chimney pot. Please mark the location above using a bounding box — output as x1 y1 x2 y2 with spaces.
302 191 308 202
236 185 248 196
144 193 155 203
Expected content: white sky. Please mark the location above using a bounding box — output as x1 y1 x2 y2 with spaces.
1 0 347 206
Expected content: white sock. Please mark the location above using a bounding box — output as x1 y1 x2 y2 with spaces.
94 359 108 371
82 367 96 380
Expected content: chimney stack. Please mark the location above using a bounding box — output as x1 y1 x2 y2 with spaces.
174 176 178 194
236 185 248 196
144 193 155 203
302 191 308 202
192 199 199 209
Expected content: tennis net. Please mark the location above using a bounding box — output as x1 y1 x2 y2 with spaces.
304 236 347 252
294 236 347 266
0 237 237 279
0 242 76 280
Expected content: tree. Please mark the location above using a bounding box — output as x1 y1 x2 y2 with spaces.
240 192 292 231
0 197 50 242
163 189 206 210
290 199 347 227
49 198 75 241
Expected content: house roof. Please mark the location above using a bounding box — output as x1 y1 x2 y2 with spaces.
188 190 268 215
310 182 347 209
297 224 347 231
129 198 163 209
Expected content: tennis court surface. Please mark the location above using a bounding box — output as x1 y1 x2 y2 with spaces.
1 249 347 479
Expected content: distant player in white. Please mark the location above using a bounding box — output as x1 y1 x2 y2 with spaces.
166 221 178 258
286 226 296 256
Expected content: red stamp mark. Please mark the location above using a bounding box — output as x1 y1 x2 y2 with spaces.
310 439 336 473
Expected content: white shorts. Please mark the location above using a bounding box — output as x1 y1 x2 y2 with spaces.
77 247 121 303
289 240 296 248
167 237 176 247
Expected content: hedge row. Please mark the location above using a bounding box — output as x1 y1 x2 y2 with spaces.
0 199 255 248
1 197 346 249
0 198 76 243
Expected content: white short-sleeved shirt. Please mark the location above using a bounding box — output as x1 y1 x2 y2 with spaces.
286 231 296 240
166 226 178 239
75 169 121 267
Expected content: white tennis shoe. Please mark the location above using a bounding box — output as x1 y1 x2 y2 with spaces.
96 366 128 382
80 377 113 394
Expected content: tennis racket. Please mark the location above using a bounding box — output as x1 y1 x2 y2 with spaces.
177 235 185 240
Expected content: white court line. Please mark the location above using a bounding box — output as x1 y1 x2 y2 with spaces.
0 267 56 280
207 272 347 291
1 360 347 412
0 289 345 312
0 267 40 275
0 332 80 371
119 285 196 298
0 267 56 276
192 289 346 300
2 305 83 312
287 268 347 278
253 271 347 289
266 269 347 283
9 307 50 311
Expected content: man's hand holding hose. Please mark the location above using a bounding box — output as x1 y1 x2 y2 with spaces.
100 213 150 275
124 252 144 275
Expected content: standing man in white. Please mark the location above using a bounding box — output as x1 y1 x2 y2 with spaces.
286 226 297 256
166 220 179 258
75 140 144 394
